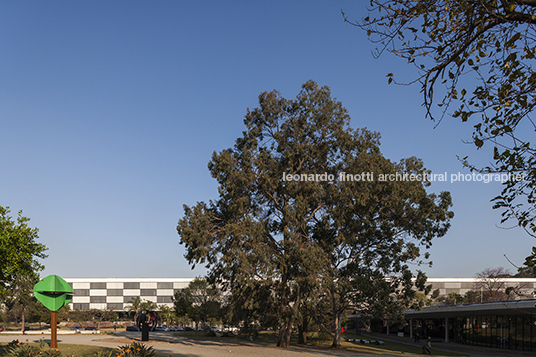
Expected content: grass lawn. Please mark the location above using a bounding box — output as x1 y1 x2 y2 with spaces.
175 331 464 356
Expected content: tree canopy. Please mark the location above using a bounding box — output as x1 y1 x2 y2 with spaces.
177 81 453 348
0 206 47 295
348 1 536 258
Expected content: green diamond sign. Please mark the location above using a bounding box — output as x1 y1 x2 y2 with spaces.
33 275 73 311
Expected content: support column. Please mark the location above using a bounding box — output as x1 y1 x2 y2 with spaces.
386 320 389 335
445 317 449 342
410 318 413 339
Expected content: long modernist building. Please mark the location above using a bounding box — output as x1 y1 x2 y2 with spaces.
65 277 536 311
66 278 195 311
425 277 536 297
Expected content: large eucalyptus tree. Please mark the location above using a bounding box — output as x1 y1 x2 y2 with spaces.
177 81 453 348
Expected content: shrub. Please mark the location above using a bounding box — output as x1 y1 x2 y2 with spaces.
6 341 40 357
5 339 62 357
6 340 19 349
94 350 117 357
117 342 155 357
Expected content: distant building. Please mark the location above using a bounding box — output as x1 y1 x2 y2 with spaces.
66 278 194 311
65 277 536 311
425 278 536 298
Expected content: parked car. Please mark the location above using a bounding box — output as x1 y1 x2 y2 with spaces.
71 326 82 333
126 326 139 331
85 326 99 332
184 327 194 331
154 326 170 332
170 326 184 331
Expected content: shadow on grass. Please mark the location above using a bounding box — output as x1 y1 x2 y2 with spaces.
174 331 464 356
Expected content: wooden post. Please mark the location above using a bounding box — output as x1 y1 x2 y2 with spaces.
51 311 57 349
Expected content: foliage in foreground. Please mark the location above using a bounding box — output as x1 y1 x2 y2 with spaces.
116 342 155 357
2 340 155 357
348 1 536 269
4 340 60 357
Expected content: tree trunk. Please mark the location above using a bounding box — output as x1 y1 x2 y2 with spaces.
298 314 308 345
331 312 342 349
330 287 342 349
277 322 293 348
21 309 25 332
276 272 294 348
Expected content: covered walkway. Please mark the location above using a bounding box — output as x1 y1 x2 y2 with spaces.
405 299 536 352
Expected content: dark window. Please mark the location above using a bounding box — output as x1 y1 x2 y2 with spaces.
90 296 106 303
73 303 89 310
74 289 90 296
140 289 156 296
90 282 106 289
107 289 123 296
157 282 173 289
124 282 140 289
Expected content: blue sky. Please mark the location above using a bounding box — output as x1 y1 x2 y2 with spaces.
1 1 533 279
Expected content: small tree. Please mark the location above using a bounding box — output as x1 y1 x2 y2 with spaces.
158 305 173 327
1 276 38 330
0 206 47 295
140 299 158 311
473 267 512 302
124 297 146 320
173 289 192 322
0 206 47 330
172 278 222 329
444 292 465 305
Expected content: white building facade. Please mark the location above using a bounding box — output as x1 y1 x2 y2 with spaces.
66 278 195 311
65 277 536 311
